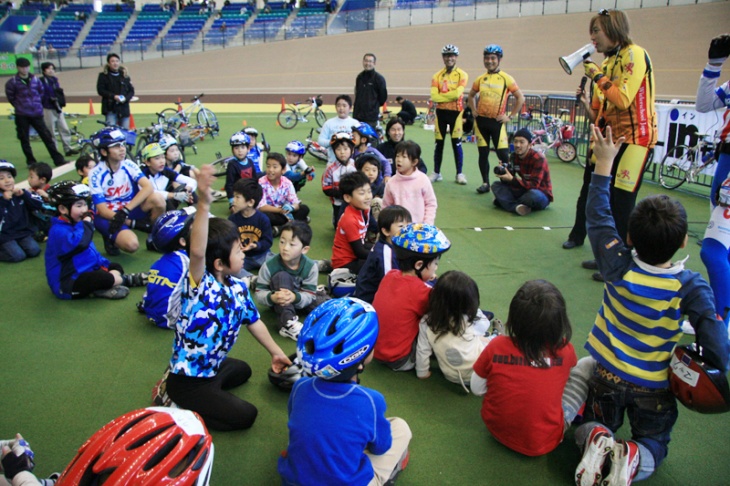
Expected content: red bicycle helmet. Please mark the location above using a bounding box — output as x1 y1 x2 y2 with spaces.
669 343 730 414
56 407 214 485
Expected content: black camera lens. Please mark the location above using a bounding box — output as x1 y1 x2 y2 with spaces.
494 165 507 176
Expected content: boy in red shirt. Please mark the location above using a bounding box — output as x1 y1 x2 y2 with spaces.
372 223 451 371
332 172 375 274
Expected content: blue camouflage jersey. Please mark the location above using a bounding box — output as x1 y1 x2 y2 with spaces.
142 250 189 329
169 270 259 377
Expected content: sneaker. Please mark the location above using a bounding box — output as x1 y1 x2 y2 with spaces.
476 182 491 194
385 450 410 485
456 173 467 185
93 285 130 300
279 318 303 341
317 259 333 274
123 272 149 287
429 172 443 183
603 440 640 486
563 240 583 249
489 318 505 336
136 300 145 313
575 425 614 486
272 226 282 237
104 235 120 256
211 190 227 202
592 272 605 282
515 204 532 216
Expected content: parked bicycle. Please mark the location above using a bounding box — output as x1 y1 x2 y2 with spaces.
157 93 219 136
277 95 326 129
79 120 137 160
520 108 580 165
133 122 184 165
659 132 717 190
305 128 328 162
415 100 436 127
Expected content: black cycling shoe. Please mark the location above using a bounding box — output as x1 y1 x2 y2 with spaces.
104 235 121 256
476 182 491 194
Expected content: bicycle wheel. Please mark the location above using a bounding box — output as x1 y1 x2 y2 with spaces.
197 108 218 132
79 142 95 159
315 108 327 128
277 108 298 129
134 135 149 166
659 145 694 190
211 156 229 177
158 108 182 128
425 111 436 126
556 142 577 163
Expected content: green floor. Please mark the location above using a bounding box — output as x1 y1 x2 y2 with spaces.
1 113 727 485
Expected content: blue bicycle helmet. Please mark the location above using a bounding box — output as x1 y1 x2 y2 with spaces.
441 44 459 56
392 223 451 256
92 127 126 149
352 122 378 141
158 134 179 152
297 298 379 381
484 44 503 58
285 140 306 156
148 209 195 253
0 160 17 177
229 131 251 147
47 181 90 208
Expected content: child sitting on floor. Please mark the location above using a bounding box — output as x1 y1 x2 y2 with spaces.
373 223 451 371
255 221 322 342
383 141 437 225
45 181 147 300
228 178 274 275
139 209 194 328
284 140 315 192
160 134 199 180
0 161 43 263
224 131 259 209
332 172 375 274
322 132 357 228
471 279 581 457
245 126 268 174
351 122 392 179
27 162 52 200
258 152 310 235
355 205 411 304
140 142 196 211
163 164 290 431
416 270 493 389
75 154 96 185
278 297 412 486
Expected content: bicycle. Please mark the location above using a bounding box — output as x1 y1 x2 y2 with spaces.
414 100 436 127
79 120 137 160
277 95 326 130
157 93 219 136
133 122 184 166
658 133 717 190
520 108 580 166
305 128 328 162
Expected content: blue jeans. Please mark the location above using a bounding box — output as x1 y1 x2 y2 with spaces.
0 235 41 262
491 181 550 213
580 372 678 480
105 112 130 130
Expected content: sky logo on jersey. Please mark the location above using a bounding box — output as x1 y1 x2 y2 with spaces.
104 181 132 200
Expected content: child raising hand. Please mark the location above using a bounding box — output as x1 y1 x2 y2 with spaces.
163 164 290 431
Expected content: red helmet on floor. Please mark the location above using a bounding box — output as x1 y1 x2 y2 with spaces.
669 343 730 414
56 407 214 485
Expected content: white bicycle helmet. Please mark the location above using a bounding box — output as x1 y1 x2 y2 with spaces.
441 44 459 56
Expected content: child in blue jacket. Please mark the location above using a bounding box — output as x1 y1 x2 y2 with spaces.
44 181 147 299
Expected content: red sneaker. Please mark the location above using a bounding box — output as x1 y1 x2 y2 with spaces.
575 425 614 486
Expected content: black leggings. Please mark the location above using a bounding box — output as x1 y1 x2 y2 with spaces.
70 263 123 298
475 116 509 184
433 109 463 175
166 358 257 431
266 204 310 228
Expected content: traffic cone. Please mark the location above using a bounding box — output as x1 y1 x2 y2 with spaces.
243 119 247 127
281 97 285 111
382 101 388 114
177 97 182 112
88 98 95 115
129 114 136 130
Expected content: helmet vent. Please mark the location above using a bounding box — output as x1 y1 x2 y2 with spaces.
115 413 151 441
189 439 209 472
129 423 174 451
333 341 344 355
143 432 181 471
305 339 315 355
326 318 340 336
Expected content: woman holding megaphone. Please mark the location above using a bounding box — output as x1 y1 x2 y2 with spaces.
562 9 657 283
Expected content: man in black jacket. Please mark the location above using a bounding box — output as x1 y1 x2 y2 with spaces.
96 53 135 129
353 53 387 129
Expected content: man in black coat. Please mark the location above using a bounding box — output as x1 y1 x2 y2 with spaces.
353 53 387 129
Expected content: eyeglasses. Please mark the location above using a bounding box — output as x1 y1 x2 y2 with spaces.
598 8 610 16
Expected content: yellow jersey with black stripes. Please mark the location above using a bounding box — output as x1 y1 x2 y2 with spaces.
471 70 519 119
430 67 468 112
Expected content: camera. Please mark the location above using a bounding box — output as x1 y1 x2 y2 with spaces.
494 162 514 176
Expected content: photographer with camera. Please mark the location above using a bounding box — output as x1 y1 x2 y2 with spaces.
491 128 552 216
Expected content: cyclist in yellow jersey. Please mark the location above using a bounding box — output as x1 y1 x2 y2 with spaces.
468 44 525 194
429 44 469 185
563 9 657 283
